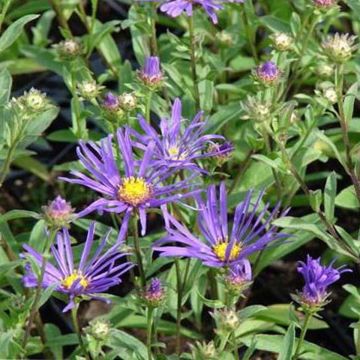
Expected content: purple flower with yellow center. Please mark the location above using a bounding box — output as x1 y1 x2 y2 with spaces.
153 182 287 267
22 222 133 312
131 98 225 172
255 61 280 85
160 0 223 24
61 128 199 235
138 56 164 87
297 255 351 306
42 195 74 228
143 277 165 307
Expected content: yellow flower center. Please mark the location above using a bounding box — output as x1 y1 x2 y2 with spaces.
168 146 179 157
62 271 89 289
118 177 152 206
213 242 241 261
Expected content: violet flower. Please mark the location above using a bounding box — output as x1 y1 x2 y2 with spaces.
255 61 280 85
61 128 199 235
160 0 223 24
138 56 163 87
297 255 351 305
153 182 287 267
102 92 119 110
22 222 133 312
143 277 165 307
131 98 225 172
42 195 74 228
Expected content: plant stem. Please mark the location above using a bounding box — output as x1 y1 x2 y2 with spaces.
0 143 16 188
146 91 153 123
49 0 72 33
188 15 200 109
71 305 90 360
133 215 146 288
335 64 360 203
146 307 154 360
241 5 258 63
175 259 182 355
293 311 312 360
150 4 158 56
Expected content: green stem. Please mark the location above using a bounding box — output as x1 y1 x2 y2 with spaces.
0 0 12 32
49 0 72 33
218 332 231 353
146 307 154 360
133 215 146 288
188 15 200 109
175 259 182 355
335 64 360 203
293 311 312 360
150 4 158 56
146 91 153 123
241 5 258 63
0 143 16 188
71 305 90 360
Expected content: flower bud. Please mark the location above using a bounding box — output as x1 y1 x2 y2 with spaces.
216 31 234 47
11 88 49 113
313 0 338 9
138 56 164 89
323 86 337 104
224 260 252 295
208 141 234 165
42 195 74 229
322 33 357 63
85 319 110 341
254 61 281 86
270 32 293 52
315 63 334 78
190 341 217 360
213 308 240 333
242 96 271 123
77 80 104 101
143 278 165 308
119 92 138 111
54 39 82 60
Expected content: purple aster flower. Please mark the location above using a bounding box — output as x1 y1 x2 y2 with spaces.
22 222 133 312
160 0 223 24
208 140 234 164
224 259 252 294
297 255 351 306
313 0 337 8
255 61 280 85
61 128 199 235
153 182 287 267
143 277 165 307
103 92 119 110
138 56 163 87
131 98 225 172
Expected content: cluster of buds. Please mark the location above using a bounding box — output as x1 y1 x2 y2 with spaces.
254 61 281 86
322 33 357 63
102 91 138 117
10 88 50 114
224 260 252 296
292 255 351 312
138 56 164 89
142 278 165 308
270 32 293 52
77 80 104 101
84 319 110 358
190 341 217 360
42 195 75 229
315 82 338 105
208 141 234 166
242 95 272 123
315 62 334 78
212 308 240 335
53 39 82 60
118 92 138 111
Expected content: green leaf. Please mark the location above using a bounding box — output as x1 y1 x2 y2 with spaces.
260 15 291 33
13 156 50 182
344 82 358 124
324 172 337 222
0 210 39 222
278 322 295 360
199 79 214 112
0 68 12 106
335 185 360 209
0 14 39 54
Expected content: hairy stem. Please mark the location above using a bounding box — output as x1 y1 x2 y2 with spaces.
133 215 146 288
71 305 90 360
146 307 154 360
293 311 312 360
188 15 200 108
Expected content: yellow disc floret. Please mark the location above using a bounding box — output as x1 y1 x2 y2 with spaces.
118 177 152 206
168 146 179 157
62 271 89 289
213 242 241 261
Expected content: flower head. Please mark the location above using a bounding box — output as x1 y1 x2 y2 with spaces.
22 223 133 312
241 95 271 122
254 61 281 85
153 182 287 267
102 92 120 110
224 259 252 293
61 128 199 235
313 0 337 9
131 98 225 172
138 56 164 88
77 80 104 101
208 141 234 165
322 33 357 63
54 39 82 59
160 0 223 24
297 255 351 307
119 92 138 111
42 195 75 228
270 32 293 52
143 277 165 307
